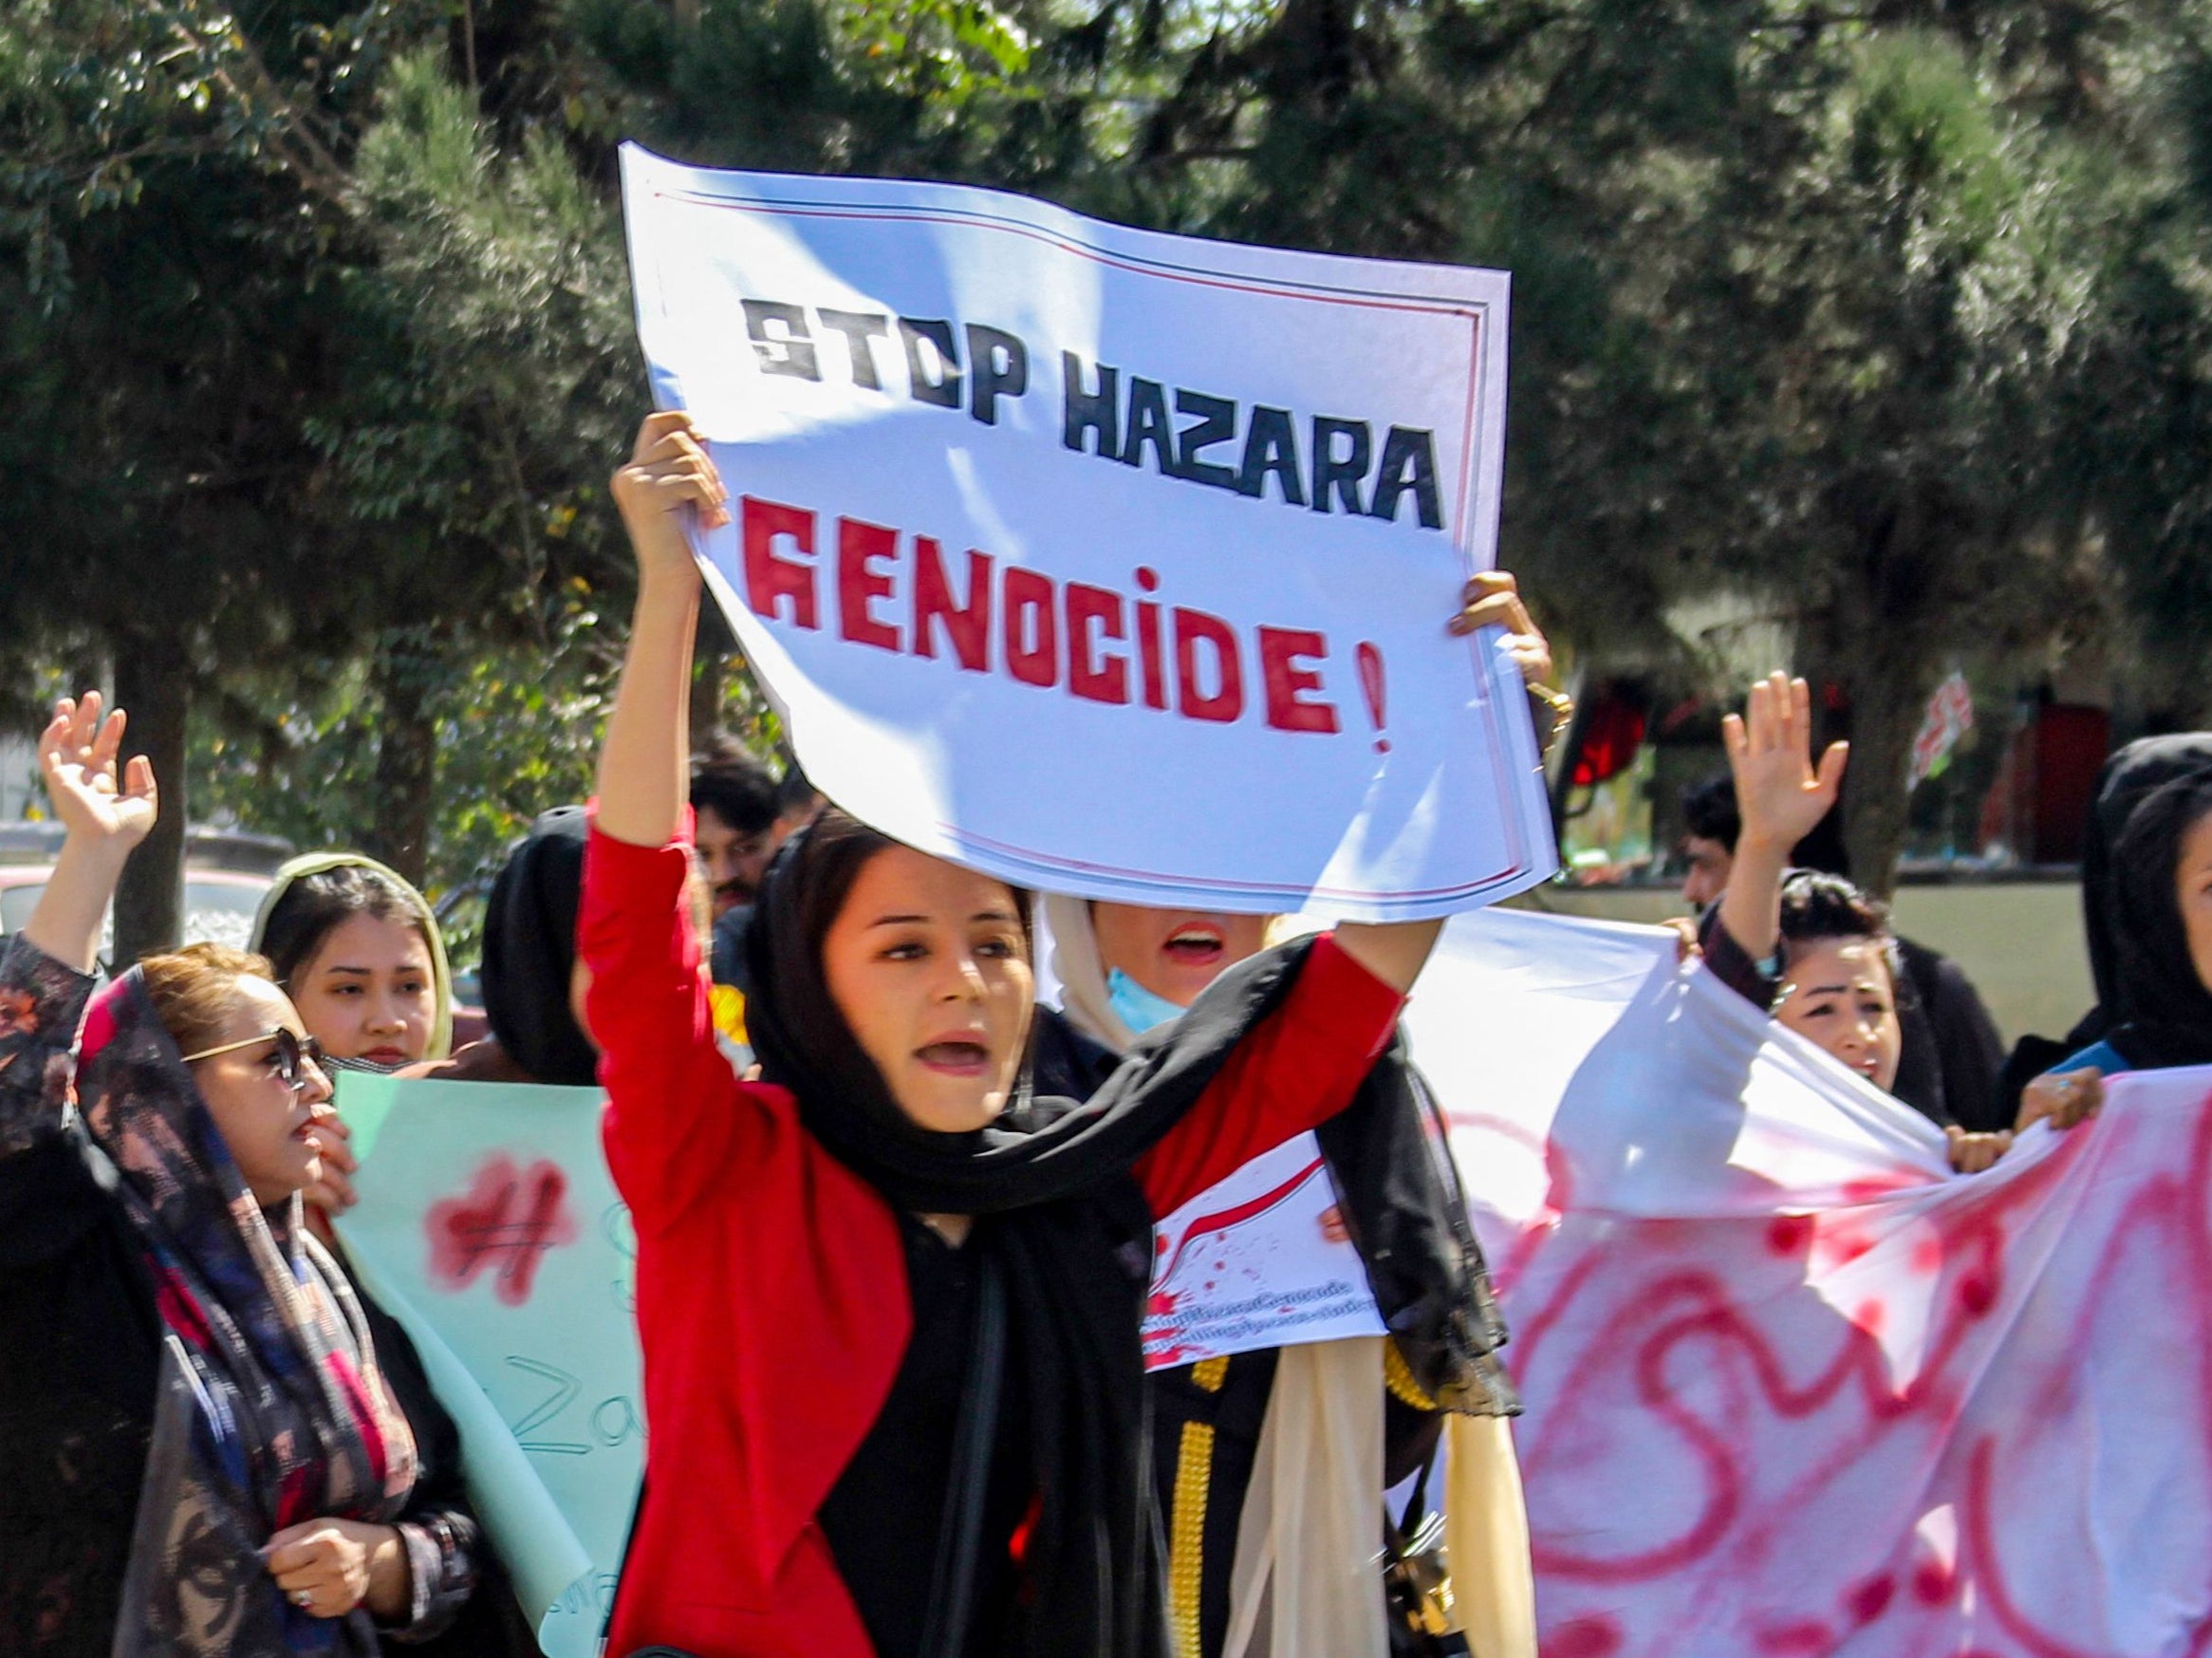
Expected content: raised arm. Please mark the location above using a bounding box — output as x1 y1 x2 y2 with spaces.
586 414 770 1229
22 692 156 974
1332 918 1446 996
1136 934 1406 1216
596 409 729 848
1715 673 1849 971
3 695 153 1215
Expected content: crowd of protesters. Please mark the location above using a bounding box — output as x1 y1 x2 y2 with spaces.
2 407 2208 1658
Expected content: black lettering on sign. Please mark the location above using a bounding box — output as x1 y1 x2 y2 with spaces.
967 325 1030 425
818 308 892 389
900 318 963 408
742 300 820 381
1173 390 1239 491
1370 426 1442 530
1121 378 1174 474
1311 417 1372 516
1236 406 1306 506
1063 353 1120 456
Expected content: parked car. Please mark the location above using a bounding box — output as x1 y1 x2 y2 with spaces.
0 823 293 959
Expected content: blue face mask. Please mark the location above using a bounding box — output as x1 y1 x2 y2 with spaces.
1107 968 1189 1037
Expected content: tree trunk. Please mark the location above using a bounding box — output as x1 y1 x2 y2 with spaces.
111 636 191 967
367 630 439 887
1836 651 1934 902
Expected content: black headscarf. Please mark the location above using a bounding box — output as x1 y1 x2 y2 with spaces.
2101 769 2212 1071
1998 736 2212 1105
2082 737 2212 1017
479 807 599 1089
744 812 1459 1657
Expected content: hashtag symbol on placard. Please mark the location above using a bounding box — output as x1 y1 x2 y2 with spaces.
425 1155 581 1307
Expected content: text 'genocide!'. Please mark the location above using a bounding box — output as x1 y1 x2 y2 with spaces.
740 299 1448 532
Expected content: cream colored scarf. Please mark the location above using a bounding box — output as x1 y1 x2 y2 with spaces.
1221 1340 1535 1658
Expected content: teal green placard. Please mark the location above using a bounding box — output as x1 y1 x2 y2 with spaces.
335 1078 635 1658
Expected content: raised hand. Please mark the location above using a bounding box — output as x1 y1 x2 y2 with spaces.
1722 673 1848 854
40 693 158 853
599 413 731 849
24 692 159 972
611 410 731 586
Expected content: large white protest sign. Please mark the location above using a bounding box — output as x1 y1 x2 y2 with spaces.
335 1076 641 1658
621 146 1552 921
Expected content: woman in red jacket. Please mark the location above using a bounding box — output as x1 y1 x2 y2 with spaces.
583 413 1449 1658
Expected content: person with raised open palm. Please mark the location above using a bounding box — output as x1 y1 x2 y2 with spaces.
1716 672 1850 973
27 691 158 974
1 693 510 1658
1704 673 2011 1174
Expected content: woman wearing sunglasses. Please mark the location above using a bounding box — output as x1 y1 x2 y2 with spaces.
0 695 494 1657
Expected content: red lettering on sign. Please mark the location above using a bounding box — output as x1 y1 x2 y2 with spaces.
913 538 992 671
1003 568 1058 688
1258 626 1338 734
742 497 818 629
837 518 901 652
1174 607 1243 723
1066 583 1130 705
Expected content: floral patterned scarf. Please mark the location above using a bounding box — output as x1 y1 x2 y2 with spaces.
74 969 418 1656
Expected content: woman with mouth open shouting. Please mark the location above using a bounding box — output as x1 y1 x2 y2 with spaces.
1036 574 1557 1658
582 412 1459 1658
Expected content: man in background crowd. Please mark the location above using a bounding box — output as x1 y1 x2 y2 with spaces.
689 739 781 922
691 743 822 994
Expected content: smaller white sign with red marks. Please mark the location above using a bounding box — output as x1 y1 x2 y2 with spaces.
1142 1129 1385 1370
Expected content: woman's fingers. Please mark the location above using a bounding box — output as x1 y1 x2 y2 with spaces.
2017 1068 2104 1132
1812 739 1850 802
1449 592 1521 634
1944 1126 2011 1173
265 1528 334 1578
121 754 157 808
629 409 699 461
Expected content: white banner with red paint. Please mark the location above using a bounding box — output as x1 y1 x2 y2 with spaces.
620 145 1552 920
1407 907 2212 1658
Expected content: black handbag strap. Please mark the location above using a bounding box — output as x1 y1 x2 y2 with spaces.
918 1244 1009 1658
1394 1440 1441 1542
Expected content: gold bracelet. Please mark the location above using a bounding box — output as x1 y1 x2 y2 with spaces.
1526 683 1575 754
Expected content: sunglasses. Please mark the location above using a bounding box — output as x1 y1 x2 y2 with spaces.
180 1027 327 1091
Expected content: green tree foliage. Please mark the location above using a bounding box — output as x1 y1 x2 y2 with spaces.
6 0 2212 922
1112 0 2205 888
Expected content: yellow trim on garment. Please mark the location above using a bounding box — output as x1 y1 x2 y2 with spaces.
1167 1357 1232 1658
1385 1338 1437 1411
1169 1421 1217 1658
709 982 748 1044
